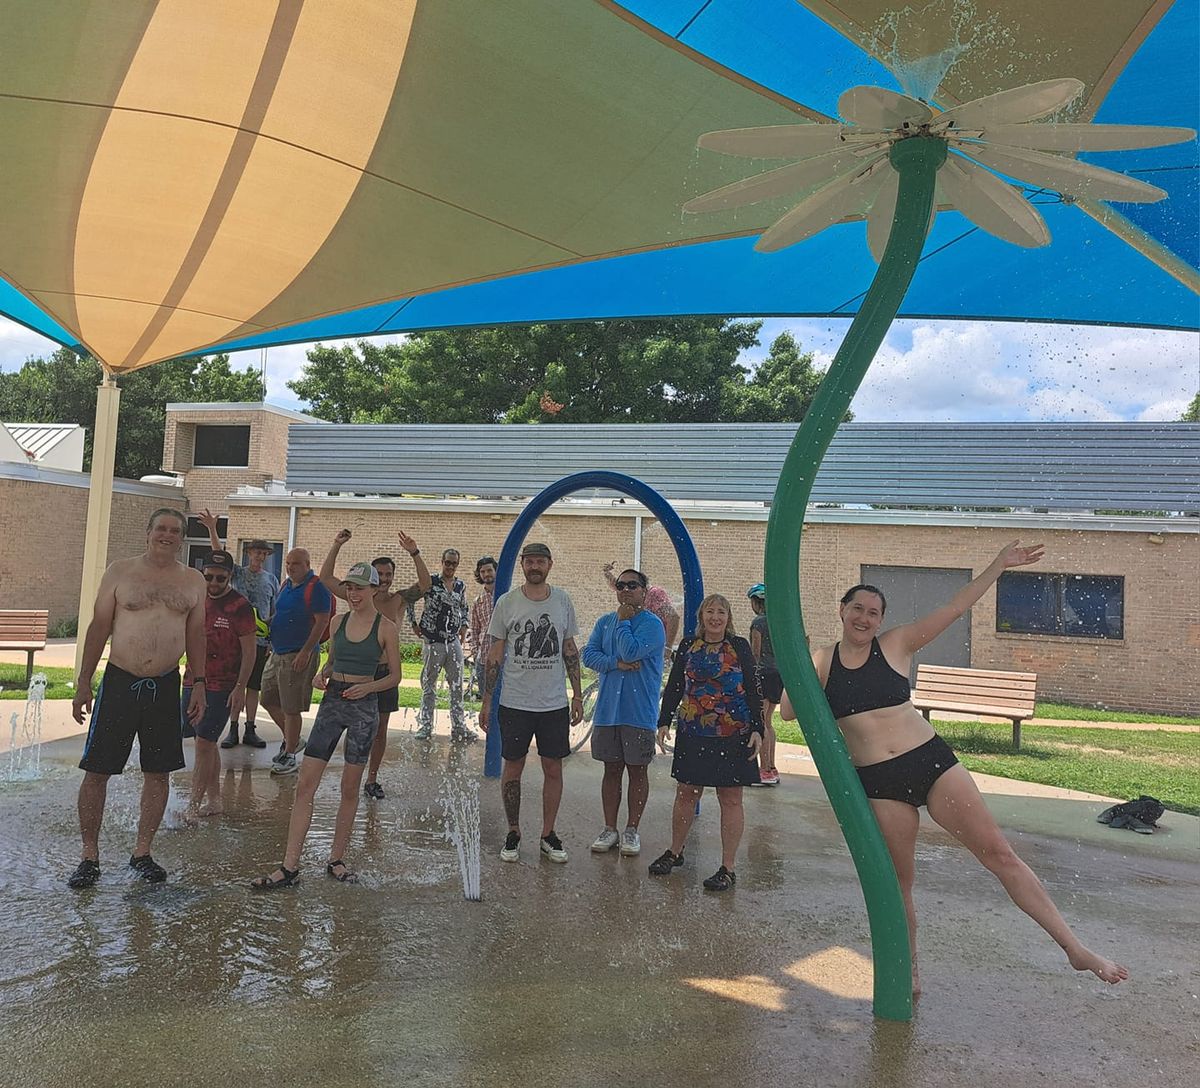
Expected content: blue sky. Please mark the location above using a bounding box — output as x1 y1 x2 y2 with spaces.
1 314 1196 422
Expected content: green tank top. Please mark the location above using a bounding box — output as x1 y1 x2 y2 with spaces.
331 612 383 675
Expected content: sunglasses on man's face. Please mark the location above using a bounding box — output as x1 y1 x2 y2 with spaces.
203 573 229 583
614 580 643 591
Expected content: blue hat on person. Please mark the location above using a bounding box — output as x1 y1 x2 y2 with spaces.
747 583 766 599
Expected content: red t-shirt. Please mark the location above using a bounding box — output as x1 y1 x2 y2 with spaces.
186 589 256 690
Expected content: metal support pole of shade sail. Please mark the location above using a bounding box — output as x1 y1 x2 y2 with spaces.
764 135 947 1022
483 471 704 779
75 374 121 679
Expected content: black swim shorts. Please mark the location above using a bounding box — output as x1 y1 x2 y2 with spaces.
79 663 185 776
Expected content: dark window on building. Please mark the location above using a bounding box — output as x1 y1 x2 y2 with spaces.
185 516 227 540
193 425 250 467
997 573 1124 639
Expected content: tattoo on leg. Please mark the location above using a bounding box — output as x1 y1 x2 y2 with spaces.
502 779 521 827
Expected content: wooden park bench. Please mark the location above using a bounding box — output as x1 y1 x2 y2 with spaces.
0 609 49 687
911 663 1038 749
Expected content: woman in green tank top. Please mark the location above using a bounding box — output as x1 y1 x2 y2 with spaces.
253 558 401 889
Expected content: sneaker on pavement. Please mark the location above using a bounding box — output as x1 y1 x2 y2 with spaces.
619 827 641 856
702 865 736 892
760 768 780 786
276 738 306 761
540 832 568 863
363 781 385 800
220 724 239 749
129 854 168 883
271 753 298 776
499 831 521 862
242 725 266 749
67 858 101 889
590 827 620 853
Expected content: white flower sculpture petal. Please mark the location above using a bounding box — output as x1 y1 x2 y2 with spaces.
686 78 1195 258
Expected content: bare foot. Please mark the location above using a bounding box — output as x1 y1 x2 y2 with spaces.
1068 946 1129 984
198 801 223 817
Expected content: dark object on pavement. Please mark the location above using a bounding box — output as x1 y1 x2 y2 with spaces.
1097 795 1165 835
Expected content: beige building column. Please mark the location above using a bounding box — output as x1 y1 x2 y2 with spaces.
75 374 121 677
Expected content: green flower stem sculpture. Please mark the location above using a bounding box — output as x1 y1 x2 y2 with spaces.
763 135 946 1022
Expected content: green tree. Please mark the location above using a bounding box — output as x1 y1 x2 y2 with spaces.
0 349 264 477
289 320 837 425
1183 392 1200 422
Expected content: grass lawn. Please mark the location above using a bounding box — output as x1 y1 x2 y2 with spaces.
0 663 75 700
774 716 1199 817
1035 701 1200 726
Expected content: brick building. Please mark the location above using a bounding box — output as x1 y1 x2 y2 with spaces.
2 403 1196 715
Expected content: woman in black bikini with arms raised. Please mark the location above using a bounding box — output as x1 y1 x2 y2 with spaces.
782 540 1127 994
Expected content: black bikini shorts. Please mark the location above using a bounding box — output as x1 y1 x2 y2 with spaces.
856 734 959 808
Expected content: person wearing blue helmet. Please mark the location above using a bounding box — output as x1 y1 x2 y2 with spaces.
747 584 781 786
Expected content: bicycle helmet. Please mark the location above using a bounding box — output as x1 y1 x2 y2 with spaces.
747 583 766 600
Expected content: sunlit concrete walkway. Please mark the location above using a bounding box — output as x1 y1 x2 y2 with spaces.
0 718 1195 1088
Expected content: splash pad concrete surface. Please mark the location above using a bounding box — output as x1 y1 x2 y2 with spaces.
0 716 1195 1088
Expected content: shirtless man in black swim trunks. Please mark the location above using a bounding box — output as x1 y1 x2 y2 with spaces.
782 540 1127 994
68 508 208 888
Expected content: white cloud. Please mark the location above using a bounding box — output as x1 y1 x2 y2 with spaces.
746 317 1198 423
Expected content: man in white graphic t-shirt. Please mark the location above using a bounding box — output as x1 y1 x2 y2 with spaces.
480 542 583 865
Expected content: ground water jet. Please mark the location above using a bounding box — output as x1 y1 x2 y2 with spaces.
441 772 482 900
4 673 47 782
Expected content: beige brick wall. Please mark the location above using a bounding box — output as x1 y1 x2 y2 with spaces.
0 477 186 623
161 407 302 501
221 501 1199 715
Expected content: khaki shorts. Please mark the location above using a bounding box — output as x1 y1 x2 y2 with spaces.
260 650 320 715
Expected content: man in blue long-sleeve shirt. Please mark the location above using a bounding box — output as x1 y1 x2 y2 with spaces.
581 569 665 858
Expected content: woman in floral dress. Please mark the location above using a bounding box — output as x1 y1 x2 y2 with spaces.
650 594 763 890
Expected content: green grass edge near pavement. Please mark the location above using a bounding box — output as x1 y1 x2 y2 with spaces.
774 716 1199 817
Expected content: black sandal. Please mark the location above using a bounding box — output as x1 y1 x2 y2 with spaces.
702 865 736 891
326 859 358 884
251 866 299 890
648 849 684 876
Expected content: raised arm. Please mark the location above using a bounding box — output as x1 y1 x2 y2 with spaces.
319 529 352 601
885 540 1044 656
397 530 432 593
198 509 224 555
613 610 666 664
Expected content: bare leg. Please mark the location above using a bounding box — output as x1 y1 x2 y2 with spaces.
625 764 649 829
670 784 703 856
78 772 110 861
761 703 778 771
192 738 223 815
871 798 922 996
329 760 368 868
244 688 261 728
365 711 391 785
281 756 327 871
262 701 286 740
927 765 1128 984
540 756 563 838
715 786 744 870
283 711 303 755
501 756 525 832
133 772 170 857
600 761 624 828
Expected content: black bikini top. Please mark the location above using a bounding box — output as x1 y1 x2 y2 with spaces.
823 637 911 720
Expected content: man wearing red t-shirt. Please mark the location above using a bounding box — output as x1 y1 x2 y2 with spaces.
182 550 257 818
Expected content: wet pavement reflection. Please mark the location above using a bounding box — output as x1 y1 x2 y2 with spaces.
0 732 1195 1087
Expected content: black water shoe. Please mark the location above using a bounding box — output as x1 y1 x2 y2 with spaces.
67 859 100 889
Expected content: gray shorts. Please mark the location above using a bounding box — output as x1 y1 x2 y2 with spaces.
590 724 656 766
304 682 379 764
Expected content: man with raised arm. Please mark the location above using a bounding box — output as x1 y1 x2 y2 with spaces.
480 542 583 864
198 510 278 749
319 528 431 799
68 508 207 888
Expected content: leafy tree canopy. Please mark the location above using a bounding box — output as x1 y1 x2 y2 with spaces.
288 319 849 426
0 349 264 478
1183 392 1200 422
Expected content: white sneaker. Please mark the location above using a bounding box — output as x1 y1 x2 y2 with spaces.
590 827 620 853
270 753 298 776
499 831 521 862
619 827 641 857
